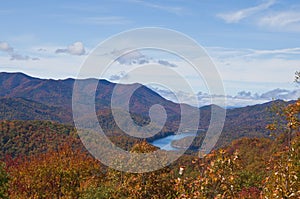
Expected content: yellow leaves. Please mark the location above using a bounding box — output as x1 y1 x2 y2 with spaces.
130 140 157 153
263 136 300 199
285 99 300 130
266 124 277 131
174 149 241 198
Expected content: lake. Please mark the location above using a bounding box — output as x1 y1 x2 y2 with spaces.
150 132 197 151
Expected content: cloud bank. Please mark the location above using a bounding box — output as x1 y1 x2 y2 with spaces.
0 41 39 61
150 86 300 108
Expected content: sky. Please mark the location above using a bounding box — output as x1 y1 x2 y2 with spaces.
0 0 300 107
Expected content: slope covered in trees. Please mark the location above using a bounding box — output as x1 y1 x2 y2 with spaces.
1 132 299 198
0 99 299 198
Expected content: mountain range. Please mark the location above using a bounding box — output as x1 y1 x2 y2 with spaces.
0 72 292 148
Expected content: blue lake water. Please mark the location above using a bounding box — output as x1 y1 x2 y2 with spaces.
150 132 197 151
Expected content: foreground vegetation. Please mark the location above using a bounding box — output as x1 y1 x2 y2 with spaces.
0 99 299 198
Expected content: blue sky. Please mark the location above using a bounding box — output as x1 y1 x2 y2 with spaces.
0 0 300 107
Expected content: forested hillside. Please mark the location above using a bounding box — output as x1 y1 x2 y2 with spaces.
0 99 299 198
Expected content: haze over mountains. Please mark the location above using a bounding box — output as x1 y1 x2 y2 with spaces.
0 72 293 147
150 85 300 108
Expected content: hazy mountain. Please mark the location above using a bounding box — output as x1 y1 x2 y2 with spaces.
0 72 184 115
0 72 196 135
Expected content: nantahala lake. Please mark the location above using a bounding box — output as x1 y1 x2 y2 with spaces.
150 132 197 151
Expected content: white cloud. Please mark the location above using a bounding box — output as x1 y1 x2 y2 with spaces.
55 42 86 56
258 11 300 31
0 42 13 52
68 42 86 55
217 0 276 23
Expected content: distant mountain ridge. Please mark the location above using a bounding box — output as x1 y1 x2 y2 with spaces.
0 72 194 135
0 72 293 147
0 72 182 113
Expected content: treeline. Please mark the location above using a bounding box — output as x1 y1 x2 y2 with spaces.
0 120 144 159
